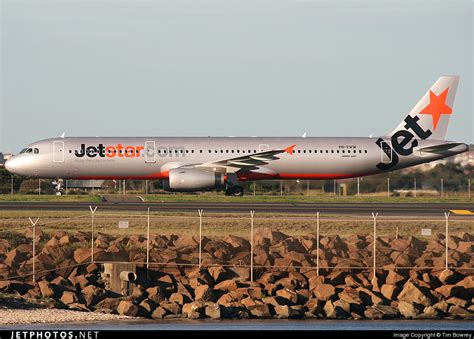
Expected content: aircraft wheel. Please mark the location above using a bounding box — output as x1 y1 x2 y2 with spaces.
226 186 244 196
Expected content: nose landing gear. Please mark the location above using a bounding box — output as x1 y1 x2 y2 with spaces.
53 179 64 196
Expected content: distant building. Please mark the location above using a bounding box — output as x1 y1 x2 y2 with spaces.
0 153 13 168
66 180 104 189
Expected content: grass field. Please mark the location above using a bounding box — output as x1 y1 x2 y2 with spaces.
0 194 102 202
0 192 472 203
0 209 471 239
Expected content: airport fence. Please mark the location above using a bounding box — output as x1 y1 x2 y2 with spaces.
0 208 472 282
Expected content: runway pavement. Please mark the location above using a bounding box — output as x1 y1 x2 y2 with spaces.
0 201 473 217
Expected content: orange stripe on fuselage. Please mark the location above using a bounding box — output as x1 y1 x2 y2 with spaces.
74 172 365 181
238 173 367 181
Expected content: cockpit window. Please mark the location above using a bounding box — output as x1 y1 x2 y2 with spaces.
19 147 39 154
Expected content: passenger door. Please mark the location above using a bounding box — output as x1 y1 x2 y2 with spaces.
53 141 65 163
145 141 156 163
380 141 392 164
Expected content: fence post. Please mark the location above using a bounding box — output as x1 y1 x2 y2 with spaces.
89 206 97 263
147 207 150 271
441 178 444 198
198 209 203 268
250 210 255 282
445 212 450 271
316 211 320 276
468 178 471 198
414 178 417 198
372 212 378 282
28 217 39 283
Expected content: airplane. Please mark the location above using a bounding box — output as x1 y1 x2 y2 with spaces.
5 76 468 196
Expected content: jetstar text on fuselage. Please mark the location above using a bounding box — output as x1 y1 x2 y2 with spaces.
74 144 144 158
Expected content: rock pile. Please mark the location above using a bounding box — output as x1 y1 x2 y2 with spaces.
0 227 472 320
1 228 472 281
0 263 472 320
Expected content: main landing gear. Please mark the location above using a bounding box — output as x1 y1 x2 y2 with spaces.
225 186 244 196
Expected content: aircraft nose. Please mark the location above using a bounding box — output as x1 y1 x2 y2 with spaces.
5 158 20 174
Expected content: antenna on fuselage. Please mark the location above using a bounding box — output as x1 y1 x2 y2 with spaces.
60 132 65 138
302 132 307 138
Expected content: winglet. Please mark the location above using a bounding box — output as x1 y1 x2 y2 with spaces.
284 144 296 155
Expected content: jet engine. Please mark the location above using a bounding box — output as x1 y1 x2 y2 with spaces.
163 168 225 192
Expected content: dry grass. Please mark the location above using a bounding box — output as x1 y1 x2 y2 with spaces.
0 210 471 240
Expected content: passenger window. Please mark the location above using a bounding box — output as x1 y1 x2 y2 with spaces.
331 150 334 153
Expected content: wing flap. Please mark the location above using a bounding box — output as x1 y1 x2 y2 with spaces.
194 144 296 173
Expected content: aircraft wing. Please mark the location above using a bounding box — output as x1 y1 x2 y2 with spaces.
192 144 296 173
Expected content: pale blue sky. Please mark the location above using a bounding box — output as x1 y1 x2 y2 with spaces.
1 0 472 153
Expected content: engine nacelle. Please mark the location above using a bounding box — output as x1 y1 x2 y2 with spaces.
164 168 225 192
